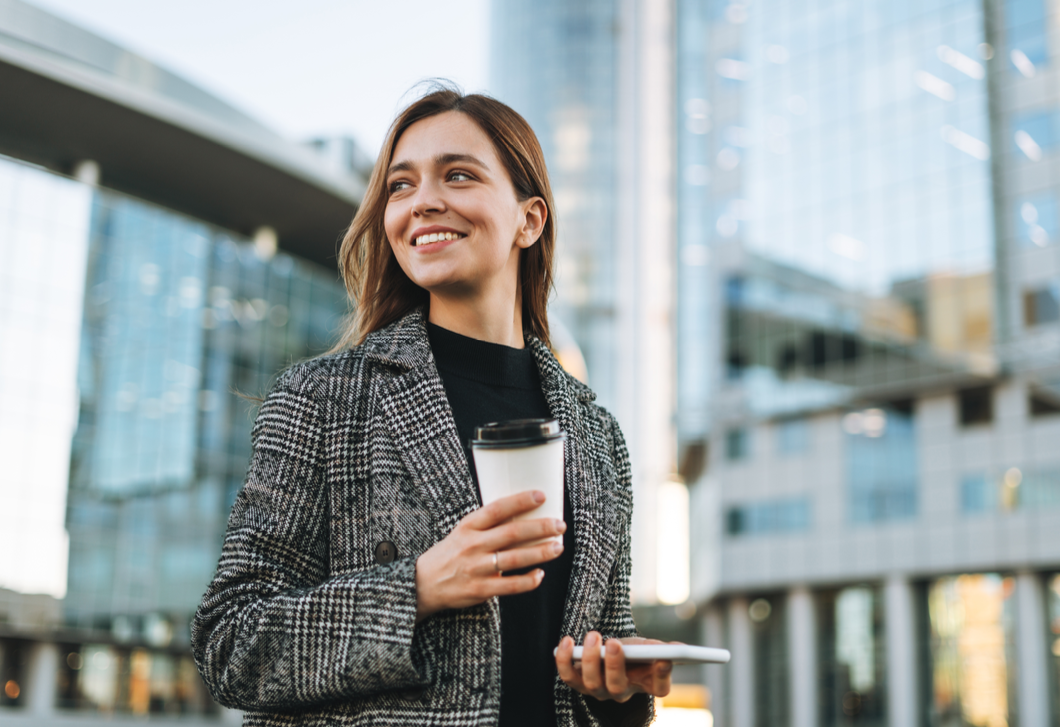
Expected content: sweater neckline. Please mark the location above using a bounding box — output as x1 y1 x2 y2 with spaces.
427 322 540 390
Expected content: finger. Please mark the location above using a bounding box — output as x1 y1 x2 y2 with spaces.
464 490 545 530
652 660 673 697
493 539 564 573
604 639 630 700
482 517 566 552
555 636 583 688
581 632 604 694
484 568 545 597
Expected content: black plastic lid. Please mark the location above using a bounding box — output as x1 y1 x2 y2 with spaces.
470 418 566 448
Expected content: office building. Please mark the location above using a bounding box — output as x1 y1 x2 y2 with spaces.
677 0 1060 725
0 0 363 722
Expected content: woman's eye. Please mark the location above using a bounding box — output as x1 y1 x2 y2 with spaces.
389 180 411 193
448 171 472 182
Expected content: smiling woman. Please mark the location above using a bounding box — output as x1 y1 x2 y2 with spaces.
191 85 669 727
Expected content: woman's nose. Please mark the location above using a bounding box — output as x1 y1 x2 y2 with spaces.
412 179 446 216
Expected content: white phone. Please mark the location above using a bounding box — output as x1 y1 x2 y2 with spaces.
556 644 731 665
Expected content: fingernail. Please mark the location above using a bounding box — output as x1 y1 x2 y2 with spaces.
536 569 545 580
555 519 566 532
533 490 546 503
552 540 564 554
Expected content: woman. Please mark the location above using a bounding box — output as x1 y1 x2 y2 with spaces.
192 86 672 726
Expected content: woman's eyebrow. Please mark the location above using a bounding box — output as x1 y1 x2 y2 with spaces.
386 153 489 180
434 152 489 170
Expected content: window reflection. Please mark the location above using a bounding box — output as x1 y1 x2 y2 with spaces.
1015 195 1057 248
726 497 811 536
925 574 1018 727
818 587 887 727
846 407 917 524
56 643 213 715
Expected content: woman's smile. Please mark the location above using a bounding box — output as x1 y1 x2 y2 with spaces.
410 225 468 248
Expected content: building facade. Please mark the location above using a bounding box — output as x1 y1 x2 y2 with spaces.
0 1 361 723
677 0 1060 725
491 0 682 607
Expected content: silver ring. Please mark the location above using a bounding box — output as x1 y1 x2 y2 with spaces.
492 552 502 573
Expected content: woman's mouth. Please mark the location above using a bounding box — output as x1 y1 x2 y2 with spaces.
413 231 466 247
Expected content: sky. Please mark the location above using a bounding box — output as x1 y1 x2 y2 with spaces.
30 0 492 156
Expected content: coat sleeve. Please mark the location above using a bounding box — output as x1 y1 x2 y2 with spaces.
578 413 655 727
191 366 430 710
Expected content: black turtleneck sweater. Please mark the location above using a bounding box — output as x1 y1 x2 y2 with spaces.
429 323 647 727
428 322 574 727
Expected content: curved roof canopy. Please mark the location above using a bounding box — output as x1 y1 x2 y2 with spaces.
0 0 366 268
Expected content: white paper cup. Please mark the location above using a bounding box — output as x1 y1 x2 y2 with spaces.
471 419 566 543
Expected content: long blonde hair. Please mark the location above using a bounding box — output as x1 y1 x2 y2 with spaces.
331 85 557 350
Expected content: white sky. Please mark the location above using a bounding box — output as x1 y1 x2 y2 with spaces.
29 0 492 156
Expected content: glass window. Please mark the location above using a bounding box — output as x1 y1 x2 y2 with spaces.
846 408 918 523
1015 195 1058 248
726 497 812 536
726 427 751 460
959 386 994 425
776 417 810 454
817 586 887 727
924 574 1018 727
1005 0 1049 66
1024 283 1060 326
0 638 26 707
960 473 996 513
1029 387 1060 417
1013 111 1060 157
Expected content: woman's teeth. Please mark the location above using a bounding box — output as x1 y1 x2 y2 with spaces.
414 232 464 246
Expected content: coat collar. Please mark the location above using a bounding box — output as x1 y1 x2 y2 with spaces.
363 307 596 403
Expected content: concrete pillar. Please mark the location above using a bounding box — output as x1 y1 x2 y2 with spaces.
787 587 816 727
884 574 918 727
700 605 726 725
24 641 57 716
728 597 754 727
1016 571 1049 727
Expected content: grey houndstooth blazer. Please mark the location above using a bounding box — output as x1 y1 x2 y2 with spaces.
192 309 652 726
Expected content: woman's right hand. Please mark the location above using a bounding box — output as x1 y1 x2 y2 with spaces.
414 490 566 622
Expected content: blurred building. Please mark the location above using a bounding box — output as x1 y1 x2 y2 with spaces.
491 0 681 608
0 0 362 723
677 0 1060 726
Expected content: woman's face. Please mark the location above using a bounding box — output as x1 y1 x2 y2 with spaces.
384 111 544 300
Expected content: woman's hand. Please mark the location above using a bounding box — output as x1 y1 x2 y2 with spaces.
555 632 673 703
414 490 566 621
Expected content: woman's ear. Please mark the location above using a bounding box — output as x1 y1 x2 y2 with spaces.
517 197 548 249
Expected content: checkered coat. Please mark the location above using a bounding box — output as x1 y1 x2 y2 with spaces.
192 309 651 726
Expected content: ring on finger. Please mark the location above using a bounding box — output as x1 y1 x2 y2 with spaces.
492 551 502 574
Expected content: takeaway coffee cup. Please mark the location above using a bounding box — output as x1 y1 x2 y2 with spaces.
471 418 566 543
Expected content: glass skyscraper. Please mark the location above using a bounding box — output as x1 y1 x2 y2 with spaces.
0 1 359 721
678 0 1060 725
492 0 680 607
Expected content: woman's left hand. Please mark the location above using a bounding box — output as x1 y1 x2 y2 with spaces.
555 632 673 703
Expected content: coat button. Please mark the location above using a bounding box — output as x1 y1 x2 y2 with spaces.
375 540 397 565
401 687 426 701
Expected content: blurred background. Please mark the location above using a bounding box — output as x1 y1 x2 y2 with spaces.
1 0 1058 725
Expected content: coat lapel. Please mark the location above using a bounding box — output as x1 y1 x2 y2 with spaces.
529 338 620 639
365 311 479 540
